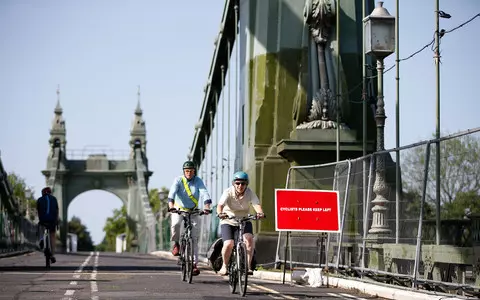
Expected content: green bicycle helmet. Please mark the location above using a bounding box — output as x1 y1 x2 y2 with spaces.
182 160 196 170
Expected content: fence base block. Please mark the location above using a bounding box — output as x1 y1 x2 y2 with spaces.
0 249 33 259
323 275 466 300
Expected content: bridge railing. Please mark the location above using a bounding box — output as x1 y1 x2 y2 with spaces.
0 153 38 255
66 148 130 161
274 127 480 297
134 148 156 254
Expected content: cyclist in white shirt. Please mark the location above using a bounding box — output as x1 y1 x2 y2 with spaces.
217 171 265 276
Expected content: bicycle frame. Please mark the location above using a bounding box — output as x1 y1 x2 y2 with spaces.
172 208 210 284
221 214 263 297
42 226 52 268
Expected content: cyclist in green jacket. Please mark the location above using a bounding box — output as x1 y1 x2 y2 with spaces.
168 160 212 276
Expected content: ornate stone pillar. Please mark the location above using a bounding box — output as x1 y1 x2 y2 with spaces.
298 0 343 130
368 59 391 235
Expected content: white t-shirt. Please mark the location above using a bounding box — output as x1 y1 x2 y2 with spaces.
218 186 260 226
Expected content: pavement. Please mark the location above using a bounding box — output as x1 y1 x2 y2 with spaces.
0 249 32 259
151 250 474 300
0 250 385 299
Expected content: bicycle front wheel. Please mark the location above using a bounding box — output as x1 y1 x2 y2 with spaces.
228 251 238 294
185 238 194 284
237 242 248 296
180 240 186 282
44 235 51 269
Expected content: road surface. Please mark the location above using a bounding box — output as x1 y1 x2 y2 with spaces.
0 251 384 299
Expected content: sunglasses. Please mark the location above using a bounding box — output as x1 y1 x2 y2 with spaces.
234 181 247 186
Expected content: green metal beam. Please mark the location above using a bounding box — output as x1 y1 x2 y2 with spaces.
188 0 238 166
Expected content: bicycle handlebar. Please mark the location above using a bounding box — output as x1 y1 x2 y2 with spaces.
169 208 212 216
218 213 266 222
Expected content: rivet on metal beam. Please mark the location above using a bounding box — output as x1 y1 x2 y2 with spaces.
204 81 211 93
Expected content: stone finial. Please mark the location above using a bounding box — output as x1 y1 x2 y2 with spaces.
54 85 63 115
135 85 142 116
50 85 66 133
130 86 147 154
304 0 336 44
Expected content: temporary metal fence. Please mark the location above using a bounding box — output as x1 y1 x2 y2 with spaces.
274 127 480 297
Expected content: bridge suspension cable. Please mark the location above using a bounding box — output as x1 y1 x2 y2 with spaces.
221 65 226 191
227 40 232 185
215 92 220 202
234 3 239 174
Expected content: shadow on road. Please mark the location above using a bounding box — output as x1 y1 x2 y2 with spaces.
62 252 165 260
0 265 179 272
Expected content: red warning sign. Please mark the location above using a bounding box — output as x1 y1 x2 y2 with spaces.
275 189 340 232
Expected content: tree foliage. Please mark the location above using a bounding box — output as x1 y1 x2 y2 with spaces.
97 187 169 251
68 216 95 251
149 187 169 216
6 172 36 220
401 133 480 219
97 205 128 252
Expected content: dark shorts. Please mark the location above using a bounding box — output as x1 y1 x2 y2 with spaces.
39 221 56 232
221 222 253 241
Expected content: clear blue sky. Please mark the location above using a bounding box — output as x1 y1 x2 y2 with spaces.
0 0 478 245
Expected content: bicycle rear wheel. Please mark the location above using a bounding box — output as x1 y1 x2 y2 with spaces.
180 240 186 282
185 238 194 284
228 251 238 294
44 235 51 269
45 252 50 268
237 242 248 296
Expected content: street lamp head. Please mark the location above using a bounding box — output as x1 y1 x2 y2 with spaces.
24 188 32 199
158 190 167 200
363 1 396 58
438 11 451 19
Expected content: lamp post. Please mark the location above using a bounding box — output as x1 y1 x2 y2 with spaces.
24 188 32 215
158 190 167 250
434 3 451 245
364 1 396 236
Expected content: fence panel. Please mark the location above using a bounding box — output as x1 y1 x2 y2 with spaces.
415 131 480 295
275 160 352 269
274 128 480 295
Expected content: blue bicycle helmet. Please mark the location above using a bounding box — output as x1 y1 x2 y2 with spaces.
233 171 249 184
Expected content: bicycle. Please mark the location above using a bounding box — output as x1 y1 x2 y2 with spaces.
170 208 211 284
39 222 55 268
219 214 265 297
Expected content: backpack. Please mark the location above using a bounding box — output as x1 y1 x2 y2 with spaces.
38 195 58 223
206 238 258 272
207 238 224 272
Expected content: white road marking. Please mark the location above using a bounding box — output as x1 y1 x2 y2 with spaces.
249 283 298 299
339 292 368 299
247 284 261 292
90 251 100 300
327 293 343 298
62 251 93 300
